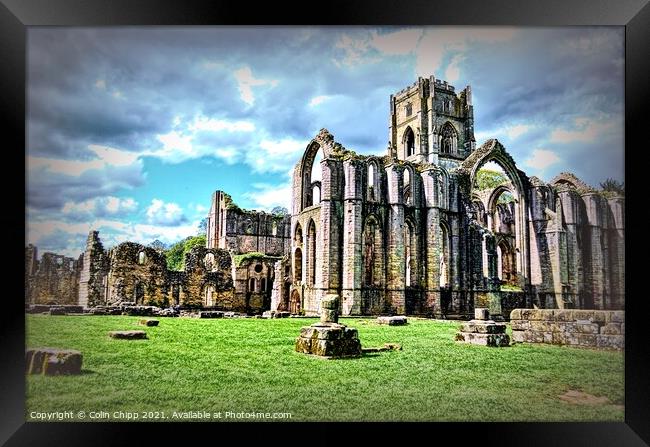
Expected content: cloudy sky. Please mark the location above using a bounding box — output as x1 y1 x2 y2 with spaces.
26 26 624 258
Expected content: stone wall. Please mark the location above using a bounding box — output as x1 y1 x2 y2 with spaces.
25 249 82 305
510 308 624 349
206 190 291 257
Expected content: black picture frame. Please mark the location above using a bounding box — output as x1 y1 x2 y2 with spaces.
3 0 648 445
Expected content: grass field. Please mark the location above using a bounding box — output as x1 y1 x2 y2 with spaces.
25 315 624 422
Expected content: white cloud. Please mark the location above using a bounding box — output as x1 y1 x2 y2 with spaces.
190 117 255 132
444 54 464 83
95 79 106 90
415 28 517 78
550 118 613 144
504 124 532 140
234 66 278 106
369 29 423 55
146 199 187 226
309 95 331 107
524 149 561 170
62 196 137 218
27 217 199 258
474 123 533 144
245 137 309 173
242 183 292 212
28 145 141 177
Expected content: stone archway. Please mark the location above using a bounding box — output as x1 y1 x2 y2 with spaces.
289 289 301 315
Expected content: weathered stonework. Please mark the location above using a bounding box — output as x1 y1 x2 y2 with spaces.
295 294 362 358
509 308 624 349
26 75 623 319
286 75 624 319
26 348 83 375
455 308 510 347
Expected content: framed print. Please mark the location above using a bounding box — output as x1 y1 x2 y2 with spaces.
3 0 649 445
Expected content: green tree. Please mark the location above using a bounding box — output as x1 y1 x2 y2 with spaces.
197 218 208 235
165 234 207 271
271 206 288 216
475 169 508 191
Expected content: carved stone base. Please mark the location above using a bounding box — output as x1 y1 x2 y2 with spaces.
455 319 510 347
295 322 362 358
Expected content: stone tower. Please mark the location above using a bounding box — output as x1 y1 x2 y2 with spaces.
389 75 475 168
78 231 107 307
206 190 228 249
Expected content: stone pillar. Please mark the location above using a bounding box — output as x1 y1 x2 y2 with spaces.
341 159 363 315
607 197 625 309
422 168 440 314
385 163 405 314
319 158 343 311
582 193 606 309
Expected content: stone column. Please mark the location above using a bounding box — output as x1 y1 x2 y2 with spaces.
385 163 405 314
341 159 363 315
422 168 440 314
607 196 625 309
319 158 343 312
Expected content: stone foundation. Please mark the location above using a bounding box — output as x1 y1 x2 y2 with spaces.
295 323 362 358
455 307 510 347
509 309 624 350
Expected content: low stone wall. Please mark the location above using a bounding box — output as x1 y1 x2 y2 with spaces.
509 309 624 350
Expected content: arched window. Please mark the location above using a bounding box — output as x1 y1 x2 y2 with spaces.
306 220 317 286
367 163 376 201
301 143 323 211
362 216 384 287
404 221 416 287
137 251 146 265
439 223 450 287
204 253 215 270
440 122 457 155
249 278 256 292
261 278 267 292
404 127 415 157
405 102 412 117
403 167 413 206
294 248 303 283
312 183 321 205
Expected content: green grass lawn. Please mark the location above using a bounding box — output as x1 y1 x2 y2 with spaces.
25 315 624 422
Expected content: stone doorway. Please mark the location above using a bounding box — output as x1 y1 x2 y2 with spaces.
290 290 301 315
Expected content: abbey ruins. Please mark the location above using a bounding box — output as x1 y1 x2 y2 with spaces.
25 76 625 319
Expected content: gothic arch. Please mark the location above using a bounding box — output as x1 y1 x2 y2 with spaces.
366 158 382 202
306 219 317 286
402 164 415 206
362 215 385 287
404 218 418 287
439 221 451 288
403 126 415 158
461 140 529 287
440 122 458 155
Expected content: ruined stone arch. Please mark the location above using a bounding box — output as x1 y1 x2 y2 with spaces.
403 126 415 158
402 164 415 206
293 222 303 284
463 142 529 288
404 218 418 287
366 158 382 202
362 214 384 287
439 220 451 288
436 167 449 209
298 136 332 211
440 122 458 155
306 219 317 286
